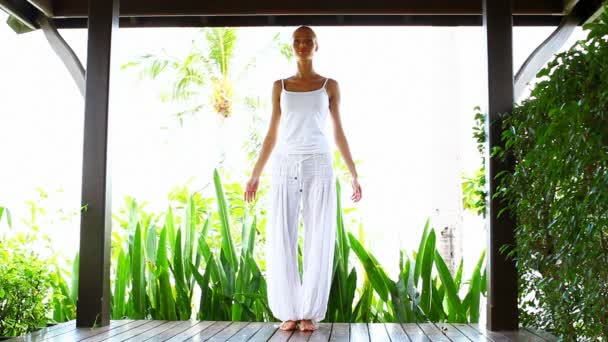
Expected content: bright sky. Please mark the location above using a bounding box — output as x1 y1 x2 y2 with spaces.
0 12 588 322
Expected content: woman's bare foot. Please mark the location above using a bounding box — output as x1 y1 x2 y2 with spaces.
298 319 316 331
279 320 298 331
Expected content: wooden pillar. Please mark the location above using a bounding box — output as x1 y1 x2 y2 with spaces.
76 0 118 328
482 0 519 331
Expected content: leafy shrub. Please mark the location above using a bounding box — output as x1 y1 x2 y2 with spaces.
0 241 53 337
498 4 608 340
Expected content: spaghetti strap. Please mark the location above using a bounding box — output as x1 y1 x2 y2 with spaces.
281 79 285 90
322 78 329 89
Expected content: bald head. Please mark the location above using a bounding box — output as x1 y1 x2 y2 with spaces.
293 25 317 41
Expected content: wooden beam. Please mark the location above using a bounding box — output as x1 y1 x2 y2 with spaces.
38 16 85 96
26 0 52 16
582 0 605 23
50 0 563 18
0 0 40 29
482 0 519 331
76 0 118 328
514 13 579 100
564 0 581 14
50 14 564 29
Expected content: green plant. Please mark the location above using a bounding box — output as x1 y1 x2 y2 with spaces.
106 169 270 321
49 252 79 322
325 177 487 324
462 106 487 217
498 4 608 340
0 240 53 337
0 206 11 228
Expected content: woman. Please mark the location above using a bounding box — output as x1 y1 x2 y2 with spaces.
244 25 361 332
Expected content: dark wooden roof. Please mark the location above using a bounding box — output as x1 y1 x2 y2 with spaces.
51 0 564 17
0 0 604 29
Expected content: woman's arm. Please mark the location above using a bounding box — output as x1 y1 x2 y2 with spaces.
327 78 362 202
327 79 358 179
250 79 282 179
245 80 282 203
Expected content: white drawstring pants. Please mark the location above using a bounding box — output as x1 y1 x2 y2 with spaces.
265 152 337 323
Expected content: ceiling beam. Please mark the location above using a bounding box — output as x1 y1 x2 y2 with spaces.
51 15 564 29
50 0 564 18
0 0 40 29
38 16 85 96
514 13 579 100
581 0 605 23
564 0 581 14
26 0 52 16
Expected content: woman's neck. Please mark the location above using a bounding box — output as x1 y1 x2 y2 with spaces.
295 60 317 79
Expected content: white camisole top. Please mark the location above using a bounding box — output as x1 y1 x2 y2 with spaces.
275 77 332 155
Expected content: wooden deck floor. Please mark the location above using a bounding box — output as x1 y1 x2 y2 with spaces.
5 320 557 342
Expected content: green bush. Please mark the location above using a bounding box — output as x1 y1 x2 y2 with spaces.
0 241 53 337
498 3 608 340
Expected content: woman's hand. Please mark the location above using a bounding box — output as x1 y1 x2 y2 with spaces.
351 177 362 202
244 176 260 203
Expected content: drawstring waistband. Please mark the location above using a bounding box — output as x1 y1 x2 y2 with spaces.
272 152 332 193
294 154 316 192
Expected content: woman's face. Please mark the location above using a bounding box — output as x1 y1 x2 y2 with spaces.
292 29 317 60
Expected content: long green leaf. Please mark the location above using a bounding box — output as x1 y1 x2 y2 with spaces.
213 169 238 275
348 232 389 301
420 228 436 315
434 250 464 322
157 226 177 320
131 222 146 318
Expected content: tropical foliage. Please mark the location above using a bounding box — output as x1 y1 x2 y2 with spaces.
1 167 487 335
0 206 52 337
461 106 487 217
497 4 608 340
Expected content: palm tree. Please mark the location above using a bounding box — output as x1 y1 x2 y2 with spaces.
122 28 291 167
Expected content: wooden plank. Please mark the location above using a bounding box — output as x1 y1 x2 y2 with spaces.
385 323 411 341
78 320 154 342
368 323 391 342
450 324 492 342
524 327 557 341
267 325 295 342
51 319 133 341
206 321 249 341
468 324 518 342
10 320 76 341
164 321 216 342
288 330 312 341
400 323 431 342
328 322 348 342
417 323 450 341
308 323 332 342
144 320 201 342
87 320 166 342
75 0 118 327
189 321 233 341
52 0 563 17
226 322 266 342
15 322 79 341
481 0 519 331
39 321 77 333
497 329 547 342
434 322 473 341
122 321 185 341
350 323 370 342
8 321 76 342
249 323 280 342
